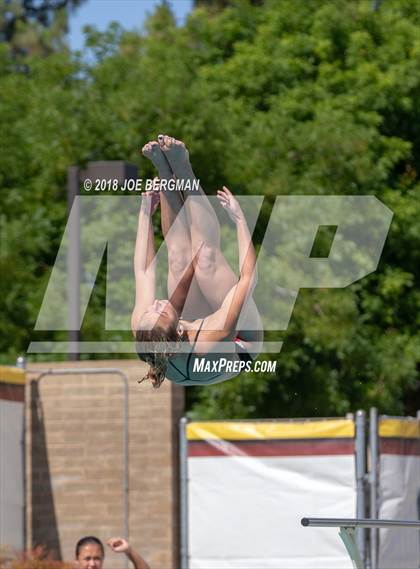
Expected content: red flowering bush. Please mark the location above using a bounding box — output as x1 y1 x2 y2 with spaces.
0 546 73 569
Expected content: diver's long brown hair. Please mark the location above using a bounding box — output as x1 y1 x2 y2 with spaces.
135 323 182 388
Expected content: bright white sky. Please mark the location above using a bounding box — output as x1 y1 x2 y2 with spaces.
68 0 193 51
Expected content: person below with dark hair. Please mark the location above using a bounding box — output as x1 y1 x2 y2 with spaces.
75 536 150 569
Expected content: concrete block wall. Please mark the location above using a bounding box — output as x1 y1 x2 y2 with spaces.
26 360 185 569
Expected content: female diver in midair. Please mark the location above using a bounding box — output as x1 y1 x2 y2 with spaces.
132 135 263 387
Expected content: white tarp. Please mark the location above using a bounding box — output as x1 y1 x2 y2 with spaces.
378 419 420 569
187 421 356 569
0 399 24 550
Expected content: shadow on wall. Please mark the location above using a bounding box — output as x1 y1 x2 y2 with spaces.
30 380 61 559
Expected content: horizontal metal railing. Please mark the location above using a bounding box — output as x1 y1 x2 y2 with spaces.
301 518 420 528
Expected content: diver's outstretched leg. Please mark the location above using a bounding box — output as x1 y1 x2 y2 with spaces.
157 135 239 310
157 134 222 248
141 141 211 319
157 136 263 350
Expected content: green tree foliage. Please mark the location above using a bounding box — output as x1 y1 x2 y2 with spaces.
0 0 86 55
194 0 263 11
0 0 419 417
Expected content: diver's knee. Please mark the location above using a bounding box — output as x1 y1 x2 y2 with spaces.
168 247 190 274
195 243 217 274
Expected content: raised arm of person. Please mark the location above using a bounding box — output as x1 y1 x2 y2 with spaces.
131 188 160 334
107 537 150 569
218 186 257 282
194 187 257 351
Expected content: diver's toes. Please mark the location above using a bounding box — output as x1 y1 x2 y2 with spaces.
150 140 159 153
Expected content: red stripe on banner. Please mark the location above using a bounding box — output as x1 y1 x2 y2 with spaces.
0 383 24 402
188 439 355 457
380 438 420 456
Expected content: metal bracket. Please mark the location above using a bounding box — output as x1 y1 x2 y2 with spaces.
339 527 364 569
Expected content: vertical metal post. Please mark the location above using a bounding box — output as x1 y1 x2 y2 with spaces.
417 411 420 547
120 373 129 569
355 410 367 567
179 417 189 569
67 166 80 361
369 408 378 569
16 356 26 369
16 357 27 552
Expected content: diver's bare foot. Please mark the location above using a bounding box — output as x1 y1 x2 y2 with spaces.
157 134 192 177
141 140 172 179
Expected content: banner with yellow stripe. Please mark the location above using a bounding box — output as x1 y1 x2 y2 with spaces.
0 365 26 385
187 419 354 441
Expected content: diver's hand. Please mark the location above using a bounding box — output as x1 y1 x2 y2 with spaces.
140 179 160 215
217 186 245 224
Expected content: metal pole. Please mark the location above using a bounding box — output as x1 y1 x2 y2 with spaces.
65 161 137 360
417 410 420 550
355 410 367 567
15 357 27 552
28 368 129 567
369 408 378 569
301 518 420 528
16 356 26 369
179 417 189 569
302 516 420 568
67 167 80 361
302 516 420 569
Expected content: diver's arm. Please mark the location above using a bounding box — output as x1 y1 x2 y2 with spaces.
194 189 257 351
131 192 159 332
218 186 256 284
168 242 204 317
197 271 255 351
236 216 256 284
